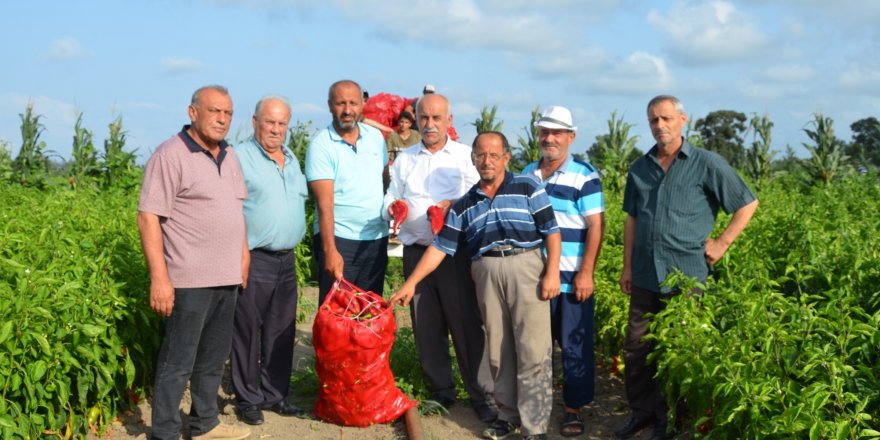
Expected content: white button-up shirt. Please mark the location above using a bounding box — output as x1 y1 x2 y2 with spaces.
383 138 480 246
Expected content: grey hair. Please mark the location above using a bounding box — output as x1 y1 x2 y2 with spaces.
254 95 292 117
472 131 511 154
327 80 363 102
191 85 229 106
647 95 685 115
415 94 452 119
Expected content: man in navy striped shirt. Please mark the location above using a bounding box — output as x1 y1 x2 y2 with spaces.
522 105 605 437
391 131 561 440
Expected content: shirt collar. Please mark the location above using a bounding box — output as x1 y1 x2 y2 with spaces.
179 125 229 153
647 137 692 159
536 153 573 176
417 136 452 155
327 122 363 145
249 136 293 161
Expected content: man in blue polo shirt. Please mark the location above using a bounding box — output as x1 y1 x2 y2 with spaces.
231 96 308 426
391 131 561 440
306 80 389 302
522 105 605 437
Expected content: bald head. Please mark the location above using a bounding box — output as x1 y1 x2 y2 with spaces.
417 94 452 150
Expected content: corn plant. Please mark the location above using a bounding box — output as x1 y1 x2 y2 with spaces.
101 116 140 189
588 110 640 193
510 106 541 172
802 113 848 184
12 103 49 187
69 112 100 187
745 113 775 189
471 105 504 134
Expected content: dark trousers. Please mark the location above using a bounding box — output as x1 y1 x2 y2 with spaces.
230 249 299 410
403 244 493 405
623 285 670 423
550 294 595 409
151 286 238 440
314 234 388 304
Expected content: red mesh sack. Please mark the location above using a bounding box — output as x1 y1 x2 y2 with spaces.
363 93 406 131
312 279 417 426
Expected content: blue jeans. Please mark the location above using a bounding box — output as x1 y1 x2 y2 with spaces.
151 286 238 440
550 294 596 409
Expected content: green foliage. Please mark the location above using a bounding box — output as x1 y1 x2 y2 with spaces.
803 113 848 184
510 106 541 172
686 119 705 148
101 116 140 190
586 111 641 193
644 176 880 438
471 105 504 134
69 112 101 187
694 110 748 169
746 113 776 190
0 184 161 439
0 140 13 182
12 103 50 187
287 121 317 286
846 117 880 169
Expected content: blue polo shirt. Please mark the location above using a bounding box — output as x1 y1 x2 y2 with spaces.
523 154 605 293
234 137 307 251
305 122 389 240
433 172 560 260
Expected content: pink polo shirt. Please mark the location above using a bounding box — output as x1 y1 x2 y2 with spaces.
138 127 247 288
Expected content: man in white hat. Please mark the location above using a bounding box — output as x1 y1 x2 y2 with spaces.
522 106 605 437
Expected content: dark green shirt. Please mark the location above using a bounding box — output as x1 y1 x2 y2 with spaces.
622 140 756 292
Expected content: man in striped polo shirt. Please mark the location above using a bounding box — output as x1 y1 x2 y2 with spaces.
391 131 561 440
522 106 605 437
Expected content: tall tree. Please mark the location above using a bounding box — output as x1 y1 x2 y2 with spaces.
585 111 641 193
694 110 747 168
511 106 541 172
471 105 504 134
845 116 880 169
802 113 847 184
745 113 775 189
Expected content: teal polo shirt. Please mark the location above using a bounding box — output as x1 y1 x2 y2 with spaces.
234 138 308 251
305 122 388 240
623 140 756 292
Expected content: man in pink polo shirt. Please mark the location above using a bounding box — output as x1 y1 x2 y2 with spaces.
138 85 251 440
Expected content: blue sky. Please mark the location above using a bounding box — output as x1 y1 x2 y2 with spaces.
2 0 879 162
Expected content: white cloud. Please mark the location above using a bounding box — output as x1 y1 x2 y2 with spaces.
763 64 815 83
590 52 674 94
839 64 880 94
43 37 87 62
160 57 206 73
647 1 767 65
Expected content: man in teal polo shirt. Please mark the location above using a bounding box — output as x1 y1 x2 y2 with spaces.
231 96 308 425
615 95 758 440
306 80 389 303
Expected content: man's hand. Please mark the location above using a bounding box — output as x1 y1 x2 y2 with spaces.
324 248 344 281
390 282 416 306
573 271 594 302
435 199 454 217
704 237 729 265
619 266 632 294
150 275 175 317
541 271 561 301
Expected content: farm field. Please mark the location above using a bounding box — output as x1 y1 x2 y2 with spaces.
1 171 879 439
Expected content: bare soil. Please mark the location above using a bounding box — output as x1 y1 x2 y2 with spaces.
101 287 660 440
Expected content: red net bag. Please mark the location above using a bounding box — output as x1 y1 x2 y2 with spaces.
312 279 417 426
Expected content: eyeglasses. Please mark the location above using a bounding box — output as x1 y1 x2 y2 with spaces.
472 152 506 161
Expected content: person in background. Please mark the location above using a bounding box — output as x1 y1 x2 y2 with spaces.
383 93 494 422
231 96 308 426
391 131 561 440
522 105 605 437
306 79 389 304
138 85 251 440
615 95 758 440
385 110 421 162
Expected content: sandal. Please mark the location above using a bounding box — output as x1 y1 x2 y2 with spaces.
560 412 584 437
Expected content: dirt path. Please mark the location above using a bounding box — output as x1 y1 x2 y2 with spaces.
102 287 660 440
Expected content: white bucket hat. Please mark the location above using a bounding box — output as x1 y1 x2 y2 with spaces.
535 105 577 131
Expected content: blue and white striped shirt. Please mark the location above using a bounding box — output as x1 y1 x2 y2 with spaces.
523 154 604 293
432 172 560 260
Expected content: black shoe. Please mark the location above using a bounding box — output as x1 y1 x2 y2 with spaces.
613 417 653 439
268 400 306 418
430 395 456 409
473 402 498 423
482 419 519 440
236 405 264 425
650 421 672 440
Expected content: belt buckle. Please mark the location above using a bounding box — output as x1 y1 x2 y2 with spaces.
496 245 514 257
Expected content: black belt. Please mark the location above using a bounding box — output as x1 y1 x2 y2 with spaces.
482 246 537 258
253 247 293 256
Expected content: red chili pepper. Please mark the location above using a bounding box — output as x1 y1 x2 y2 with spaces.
426 205 444 235
391 200 408 234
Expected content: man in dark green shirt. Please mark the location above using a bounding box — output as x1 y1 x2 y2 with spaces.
614 95 758 440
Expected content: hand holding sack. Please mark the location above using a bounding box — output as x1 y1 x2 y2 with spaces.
312 279 417 426
391 200 408 235
426 205 444 235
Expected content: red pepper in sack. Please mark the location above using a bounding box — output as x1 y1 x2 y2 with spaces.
426 205 445 235
391 200 408 234
313 279 417 426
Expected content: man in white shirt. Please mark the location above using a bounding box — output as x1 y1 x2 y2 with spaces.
384 93 496 423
